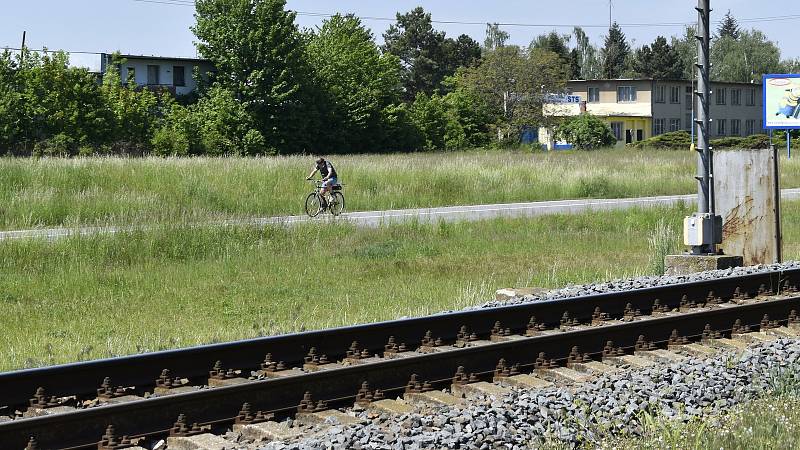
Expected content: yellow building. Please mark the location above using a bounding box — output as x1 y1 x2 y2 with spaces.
541 78 763 149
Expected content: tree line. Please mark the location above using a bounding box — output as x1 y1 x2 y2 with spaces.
0 2 796 156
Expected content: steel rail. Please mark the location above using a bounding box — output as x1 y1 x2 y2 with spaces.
3 275 800 448
1 268 793 412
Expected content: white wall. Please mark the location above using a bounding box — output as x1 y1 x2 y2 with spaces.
120 57 214 96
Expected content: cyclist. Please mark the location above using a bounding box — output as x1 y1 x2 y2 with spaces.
306 157 338 205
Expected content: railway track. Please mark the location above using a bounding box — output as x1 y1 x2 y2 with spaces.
2 268 800 449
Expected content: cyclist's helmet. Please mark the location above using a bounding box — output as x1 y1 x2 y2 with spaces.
316 157 325 167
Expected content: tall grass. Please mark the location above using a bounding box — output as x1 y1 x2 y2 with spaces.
6 148 799 230
0 205 689 371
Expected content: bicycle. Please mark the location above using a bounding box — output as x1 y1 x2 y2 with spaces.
305 180 345 217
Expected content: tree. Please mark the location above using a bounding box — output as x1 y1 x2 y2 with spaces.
632 36 683 79
554 113 615 150
306 14 402 153
456 46 568 139
484 23 509 51
530 31 579 78
712 30 783 82
193 0 317 154
442 34 482 73
718 10 740 40
671 26 697 80
382 7 448 100
573 27 601 80
601 23 630 79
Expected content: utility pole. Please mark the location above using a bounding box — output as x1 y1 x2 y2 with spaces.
609 1 612 30
686 0 721 254
20 31 26 66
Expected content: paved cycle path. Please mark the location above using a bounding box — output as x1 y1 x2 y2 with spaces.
3 189 800 241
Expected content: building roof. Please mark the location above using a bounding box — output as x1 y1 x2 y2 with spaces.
103 53 211 64
568 78 763 86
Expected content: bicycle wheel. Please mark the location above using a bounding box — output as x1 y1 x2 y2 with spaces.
305 192 323 217
329 192 345 216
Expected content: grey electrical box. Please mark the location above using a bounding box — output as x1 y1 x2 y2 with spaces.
683 213 723 246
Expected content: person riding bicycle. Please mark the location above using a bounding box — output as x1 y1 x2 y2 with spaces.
306 157 338 205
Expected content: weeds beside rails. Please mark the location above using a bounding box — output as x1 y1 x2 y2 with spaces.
595 364 800 450
6 148 798 230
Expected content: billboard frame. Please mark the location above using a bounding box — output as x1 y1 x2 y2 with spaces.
763 74 800 130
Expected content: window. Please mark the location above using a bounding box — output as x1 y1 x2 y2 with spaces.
173 66 186 87
732 89 741 106
746 88 755 106
716 88 726 105
669 118 681 132
745 119 755 136
588 87 600 103
147 65 160 85
670 86 680 103
126 67 135 84
655 86 666 103
685 113 693 131
731 119 741 136
717 119 726 135
654 119 666 135
617 86 637 102
610 122 623 141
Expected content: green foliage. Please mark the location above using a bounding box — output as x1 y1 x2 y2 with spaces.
382 7 480 100
632 36 683 79
484 23 510 51
601 23 630 79
193 0 316 154
151 86 267 156
630 131 772 150
306 14 402 153
671 26 697 80
456 46 567 140
554 113 616 150
718 10 741 40
101 56 160 152
712 30 784 83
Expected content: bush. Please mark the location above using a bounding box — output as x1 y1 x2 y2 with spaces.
554 113 616 150
32 133 75 157
631 132 773 150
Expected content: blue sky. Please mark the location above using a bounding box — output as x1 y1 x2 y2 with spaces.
2 0 799 70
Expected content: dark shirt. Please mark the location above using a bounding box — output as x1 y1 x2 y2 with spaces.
316 160 337 178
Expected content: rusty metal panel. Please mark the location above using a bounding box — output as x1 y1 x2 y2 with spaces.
715 149 778 265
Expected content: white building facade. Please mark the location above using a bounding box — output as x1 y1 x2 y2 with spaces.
100 54 215 96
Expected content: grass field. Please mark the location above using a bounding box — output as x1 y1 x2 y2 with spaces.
2 200 800 372
3 148 799 230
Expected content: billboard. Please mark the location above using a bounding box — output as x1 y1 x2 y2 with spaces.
763 74 800 129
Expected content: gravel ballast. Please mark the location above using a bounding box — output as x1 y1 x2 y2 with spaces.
254 338 800 450
241 263 800 450
476 261 800 309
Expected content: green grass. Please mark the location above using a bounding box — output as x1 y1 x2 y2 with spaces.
3 148 799 230
0 204 695 372
3 198 800 373
600 366 800 450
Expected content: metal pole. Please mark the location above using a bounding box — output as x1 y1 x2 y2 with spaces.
693 0 714 254
789 131 792 160
20 31 25 66
773 144 783 263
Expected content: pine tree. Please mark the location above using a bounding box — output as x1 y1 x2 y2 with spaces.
633 36 683 79
718 10 740 40
601 23 630 78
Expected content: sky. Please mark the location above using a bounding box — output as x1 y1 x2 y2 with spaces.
2 0 800 71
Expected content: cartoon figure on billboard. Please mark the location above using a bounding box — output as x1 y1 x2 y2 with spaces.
764 75 800 129
776 87 800 119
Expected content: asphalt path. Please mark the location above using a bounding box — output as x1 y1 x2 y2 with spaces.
3 189 800 241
